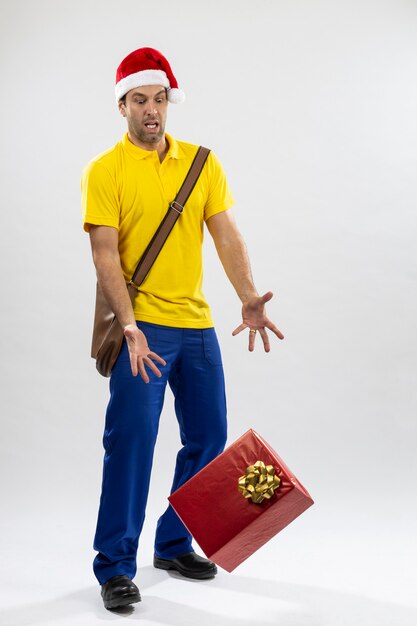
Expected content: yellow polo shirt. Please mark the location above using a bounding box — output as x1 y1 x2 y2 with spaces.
81 133 234 328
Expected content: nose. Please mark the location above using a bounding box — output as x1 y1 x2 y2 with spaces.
145 99 158 116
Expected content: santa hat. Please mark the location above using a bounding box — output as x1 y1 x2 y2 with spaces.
115 47 185 104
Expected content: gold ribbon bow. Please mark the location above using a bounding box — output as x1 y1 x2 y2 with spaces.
238 460 281 504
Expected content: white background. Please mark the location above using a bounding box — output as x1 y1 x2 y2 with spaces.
0 0 416 624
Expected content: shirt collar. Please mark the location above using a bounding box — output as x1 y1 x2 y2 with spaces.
122 132 185 161
165 133 186 160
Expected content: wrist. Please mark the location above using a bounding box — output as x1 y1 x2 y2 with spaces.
123 321 137 331
240 290 258 304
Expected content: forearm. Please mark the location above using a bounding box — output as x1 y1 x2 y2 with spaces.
207 210 283 347
214 233 259 304
94 254 136 329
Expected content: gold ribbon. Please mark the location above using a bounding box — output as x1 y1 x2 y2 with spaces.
238 460 281 504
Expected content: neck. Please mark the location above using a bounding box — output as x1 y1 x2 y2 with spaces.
127 131 168 162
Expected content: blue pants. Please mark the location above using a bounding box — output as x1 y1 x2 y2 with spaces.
93 322 227 584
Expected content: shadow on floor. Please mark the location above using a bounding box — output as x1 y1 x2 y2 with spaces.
0 566 416 626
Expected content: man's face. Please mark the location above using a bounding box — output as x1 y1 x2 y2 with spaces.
119 85 168 148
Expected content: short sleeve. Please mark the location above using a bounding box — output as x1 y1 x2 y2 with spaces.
81 160 120 232
203 151 235 222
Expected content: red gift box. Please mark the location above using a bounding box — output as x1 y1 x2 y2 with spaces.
168 429 314 572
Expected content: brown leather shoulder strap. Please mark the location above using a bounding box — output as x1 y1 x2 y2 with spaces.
174 146 211 209
129 146 211 290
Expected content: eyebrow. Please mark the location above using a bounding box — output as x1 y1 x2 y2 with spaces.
131 89 167 98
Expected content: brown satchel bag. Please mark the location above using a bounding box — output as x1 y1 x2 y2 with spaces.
91 146 211 377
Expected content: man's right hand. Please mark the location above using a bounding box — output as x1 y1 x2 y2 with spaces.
123 324 166 382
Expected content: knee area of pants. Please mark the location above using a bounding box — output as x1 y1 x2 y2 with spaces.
187 432 226 459
105 421 158 448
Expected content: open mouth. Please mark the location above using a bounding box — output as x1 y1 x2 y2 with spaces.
144 120 159 130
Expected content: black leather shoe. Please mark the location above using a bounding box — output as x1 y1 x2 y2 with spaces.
101 575 141 610
153 551 217 580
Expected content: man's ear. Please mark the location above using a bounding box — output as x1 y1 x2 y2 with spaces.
118 100 127 117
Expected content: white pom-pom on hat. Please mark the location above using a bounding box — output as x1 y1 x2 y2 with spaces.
115 47 185 104
167 87 185 104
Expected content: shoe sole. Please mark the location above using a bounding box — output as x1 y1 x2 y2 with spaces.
154 557 217 580
103 592 141 610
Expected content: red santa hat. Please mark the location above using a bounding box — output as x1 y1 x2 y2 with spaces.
115 47 185 104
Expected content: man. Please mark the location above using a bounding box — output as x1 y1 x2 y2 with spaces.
81 47 284 611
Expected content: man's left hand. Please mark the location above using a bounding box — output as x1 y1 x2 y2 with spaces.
232 291 284 352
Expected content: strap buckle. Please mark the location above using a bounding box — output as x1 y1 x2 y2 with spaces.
128 280 140 291
170 200 184 214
